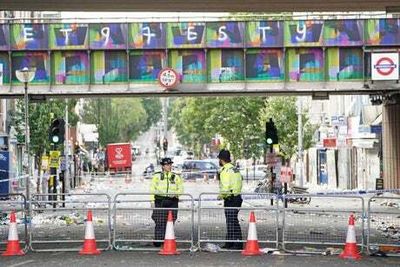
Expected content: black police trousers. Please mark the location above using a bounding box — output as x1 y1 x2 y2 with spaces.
151 196 178 247
224 195 243 249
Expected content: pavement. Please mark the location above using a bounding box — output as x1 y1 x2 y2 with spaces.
2 251 400 267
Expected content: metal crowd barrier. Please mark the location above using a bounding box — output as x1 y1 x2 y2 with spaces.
113 193 195 251
0 193 27 253
367 195 400 256
29 193 112 252
198 193 279 251
282 194 365 254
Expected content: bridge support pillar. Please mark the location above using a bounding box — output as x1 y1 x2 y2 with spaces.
382 98 400 189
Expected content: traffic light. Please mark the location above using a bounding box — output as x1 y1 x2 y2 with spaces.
265 118 278 145
49 118 65 144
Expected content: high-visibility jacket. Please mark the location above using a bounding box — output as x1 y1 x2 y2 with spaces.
150 171 184 201
218 162 242 199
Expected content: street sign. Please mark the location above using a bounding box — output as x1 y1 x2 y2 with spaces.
41 155 49 170
266 153 279 165
280 166 292 183
372 53 399 80
158 68 179 89
49 150 61 168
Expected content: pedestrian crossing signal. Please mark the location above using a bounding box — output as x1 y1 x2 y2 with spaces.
265 118 278 145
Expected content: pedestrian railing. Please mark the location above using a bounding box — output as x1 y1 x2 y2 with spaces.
367 195 400 257
281 194 365 254
197 192 279 251
113 193 195 251
1 190 400 256
0 193 27 253
29 193 112 252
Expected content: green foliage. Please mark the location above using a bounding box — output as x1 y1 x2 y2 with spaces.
141 98 162 132
81 98 153 147
259 97 315 161
10 98 78 168
170 97 265 159
170 96 315 163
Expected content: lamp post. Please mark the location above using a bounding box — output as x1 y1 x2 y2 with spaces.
15 67 35 203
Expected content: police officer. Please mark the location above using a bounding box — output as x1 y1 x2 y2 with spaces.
150 157 184 247
217 149 243 249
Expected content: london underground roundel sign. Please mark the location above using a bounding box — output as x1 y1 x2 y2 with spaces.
372 53 399 81
158 68 179 89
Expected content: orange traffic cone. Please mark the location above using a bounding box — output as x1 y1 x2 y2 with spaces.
159 210 180 255
79 210 101 255
2 211 24 256
339 214 361 260
242 211 261 256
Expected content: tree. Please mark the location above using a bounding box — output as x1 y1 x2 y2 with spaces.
10 98 78 192
259 97 315 163
81 98 149 147
170 97 265 159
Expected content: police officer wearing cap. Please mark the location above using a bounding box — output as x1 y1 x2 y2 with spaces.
150 157 184 247
218 149 243 249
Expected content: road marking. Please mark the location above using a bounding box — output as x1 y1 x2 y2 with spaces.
9 260 35 267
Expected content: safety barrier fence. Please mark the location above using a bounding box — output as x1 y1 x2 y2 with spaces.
282 194 365 254
0 193 27 253
113 193 195 251
0 191 399 255
29 193 112 252
367 195 400 257
198 193 279 251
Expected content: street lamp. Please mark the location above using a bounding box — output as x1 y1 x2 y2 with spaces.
15 67 35 202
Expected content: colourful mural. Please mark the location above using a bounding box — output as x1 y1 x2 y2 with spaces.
365 18 400 45
246 49 284 81
324 20 364 46
91 51 127 84
0 25 9 50
129 23 166 49
206 22 244 48
326 48 363 81
208 49 244 82
169 50 206 83
287 48 323 81
0 53 10 85
11 52 49 84
246 21 283 47
52 51 89 84
10 24 48 50
285 20 324 47
129 50 165 82
49 23 89 49
90 23 127 49
167 22 205 48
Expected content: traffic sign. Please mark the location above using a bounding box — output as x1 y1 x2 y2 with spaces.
158 68 179 89
372 53 399 80
49 150 61 168
266 153 279 165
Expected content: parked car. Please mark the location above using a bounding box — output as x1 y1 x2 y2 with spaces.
181 160 218 180
240 164 269 180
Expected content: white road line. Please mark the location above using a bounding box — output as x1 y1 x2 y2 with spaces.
9 260 35 267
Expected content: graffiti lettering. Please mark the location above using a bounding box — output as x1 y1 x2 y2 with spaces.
295 23 306 42
218 26 228 41
23 27 34 42
59 28 73 45
101 27 110 45
259 26 271 43
187 26 197 41
142 26 156 45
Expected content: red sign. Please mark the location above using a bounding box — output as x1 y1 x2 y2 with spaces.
375 57 396 76
106 143 132 170
280 167 292 183
323 138 337 148
158 68 179 89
